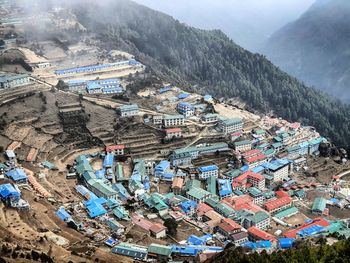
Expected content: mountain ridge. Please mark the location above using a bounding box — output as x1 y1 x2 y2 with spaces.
64 0 350 150
262 0 350 102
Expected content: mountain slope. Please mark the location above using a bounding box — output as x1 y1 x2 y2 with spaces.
263 0 350 102
67 0 350 149
132 0 314 52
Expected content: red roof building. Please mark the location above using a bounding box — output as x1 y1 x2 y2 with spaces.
232 171 265 190
196 203 214 217
217 218 242 236
263 196 292 214
247 226 277 242
245 154 267 165
165 128 182 134
106 144 125 155
242 149 262 159
172 177 184 194
275 190 290 198
283 218 330 238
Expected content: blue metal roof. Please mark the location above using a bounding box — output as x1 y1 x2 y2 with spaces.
95 169 105 179
85 200 107 218
113 183 131 201
198 165 218 173
159 87 172 93
297 225 326 237
278 238 295 249
103 153 114 168
171 245 200 256
180 200 197 214
252 166 265 173
0 183 20 198
5 168 27 182
178 93 190 99
218 179 232 197
177 102 194 109
56 207 72 221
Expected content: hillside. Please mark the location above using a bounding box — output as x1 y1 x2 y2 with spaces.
65 0 350 150
207 238 350 263
263 0 350 102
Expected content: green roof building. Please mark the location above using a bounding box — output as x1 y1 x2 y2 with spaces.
312 197 327 214
207 176 217 195
148 244 171 258
187 187 212 202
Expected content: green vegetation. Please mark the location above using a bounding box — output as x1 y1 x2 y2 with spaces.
209 238 350 263
70 0 350 150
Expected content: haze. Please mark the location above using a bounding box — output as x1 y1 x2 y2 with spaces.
133 0 315 51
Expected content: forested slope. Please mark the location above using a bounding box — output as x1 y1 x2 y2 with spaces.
70 0 350 150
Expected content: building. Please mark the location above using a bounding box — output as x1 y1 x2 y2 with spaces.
201 113 218 124
263 196 293 214
163 115 185 127
312 197 327 214
86 78 122 94
118 104 139 117
105 144 125 155
155 160 171 179
244 153 267 169
218 117 243 134
283 218 330 238
216 218 242 237
262 159 290 182
55 60 141 75
172 177 184 195
234 140 252 152
5 168 28 184
88 180 118 200
247 172 265 190
170 152 192 167
5 150 16 164
198 165 219 180
0 73 31 89
153 115 163 125
247 187 265 206
235 210 271 230
165 128 182 139
67 80 87 92
230 232 249 246
247 226 277 242
172 143 229 161
187 187 212 203
218 179 233 199
147 244 172 261
149 223 167 238
232 171 265 191
177 102 194 117
112 243 147 260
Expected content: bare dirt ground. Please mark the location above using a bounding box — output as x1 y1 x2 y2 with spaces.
214 103 260 122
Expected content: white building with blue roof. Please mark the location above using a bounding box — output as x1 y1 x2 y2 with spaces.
0 73 31 89
176 102 194 117
262 159 291 182
198 165 219 180
218 117 243 134
119 104 139 117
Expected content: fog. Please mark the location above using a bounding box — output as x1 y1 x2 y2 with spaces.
133 0 315 51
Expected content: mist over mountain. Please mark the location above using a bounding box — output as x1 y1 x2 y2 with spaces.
263 0 350 102
132 0 314 51
36 0 350 150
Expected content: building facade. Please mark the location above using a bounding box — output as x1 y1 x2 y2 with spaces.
218 118 243 134
163 115 185 127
